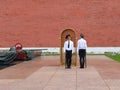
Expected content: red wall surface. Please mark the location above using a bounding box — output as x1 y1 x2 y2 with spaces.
0 0 120 47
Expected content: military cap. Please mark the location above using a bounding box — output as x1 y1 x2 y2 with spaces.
65 34 70 39
80 33 84 38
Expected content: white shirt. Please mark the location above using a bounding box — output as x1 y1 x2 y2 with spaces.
64 40 74 53
77 38 87 49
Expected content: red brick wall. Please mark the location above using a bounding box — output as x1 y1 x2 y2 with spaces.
0 0 120 47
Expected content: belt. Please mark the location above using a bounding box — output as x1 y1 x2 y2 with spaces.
66 50 72 51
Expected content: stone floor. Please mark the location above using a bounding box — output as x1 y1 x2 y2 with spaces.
0 55 120 90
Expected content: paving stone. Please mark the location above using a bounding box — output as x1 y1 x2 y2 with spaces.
0 56 120 90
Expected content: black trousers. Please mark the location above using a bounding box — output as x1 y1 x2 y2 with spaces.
65 50 72 68
79 49 86 68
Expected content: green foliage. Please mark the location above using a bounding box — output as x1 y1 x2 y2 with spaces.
105 53 120 62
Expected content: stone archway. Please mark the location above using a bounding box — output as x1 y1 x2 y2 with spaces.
60 29 77 66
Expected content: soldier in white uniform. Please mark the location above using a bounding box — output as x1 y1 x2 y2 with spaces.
64 34 74 69
77 34 87 68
